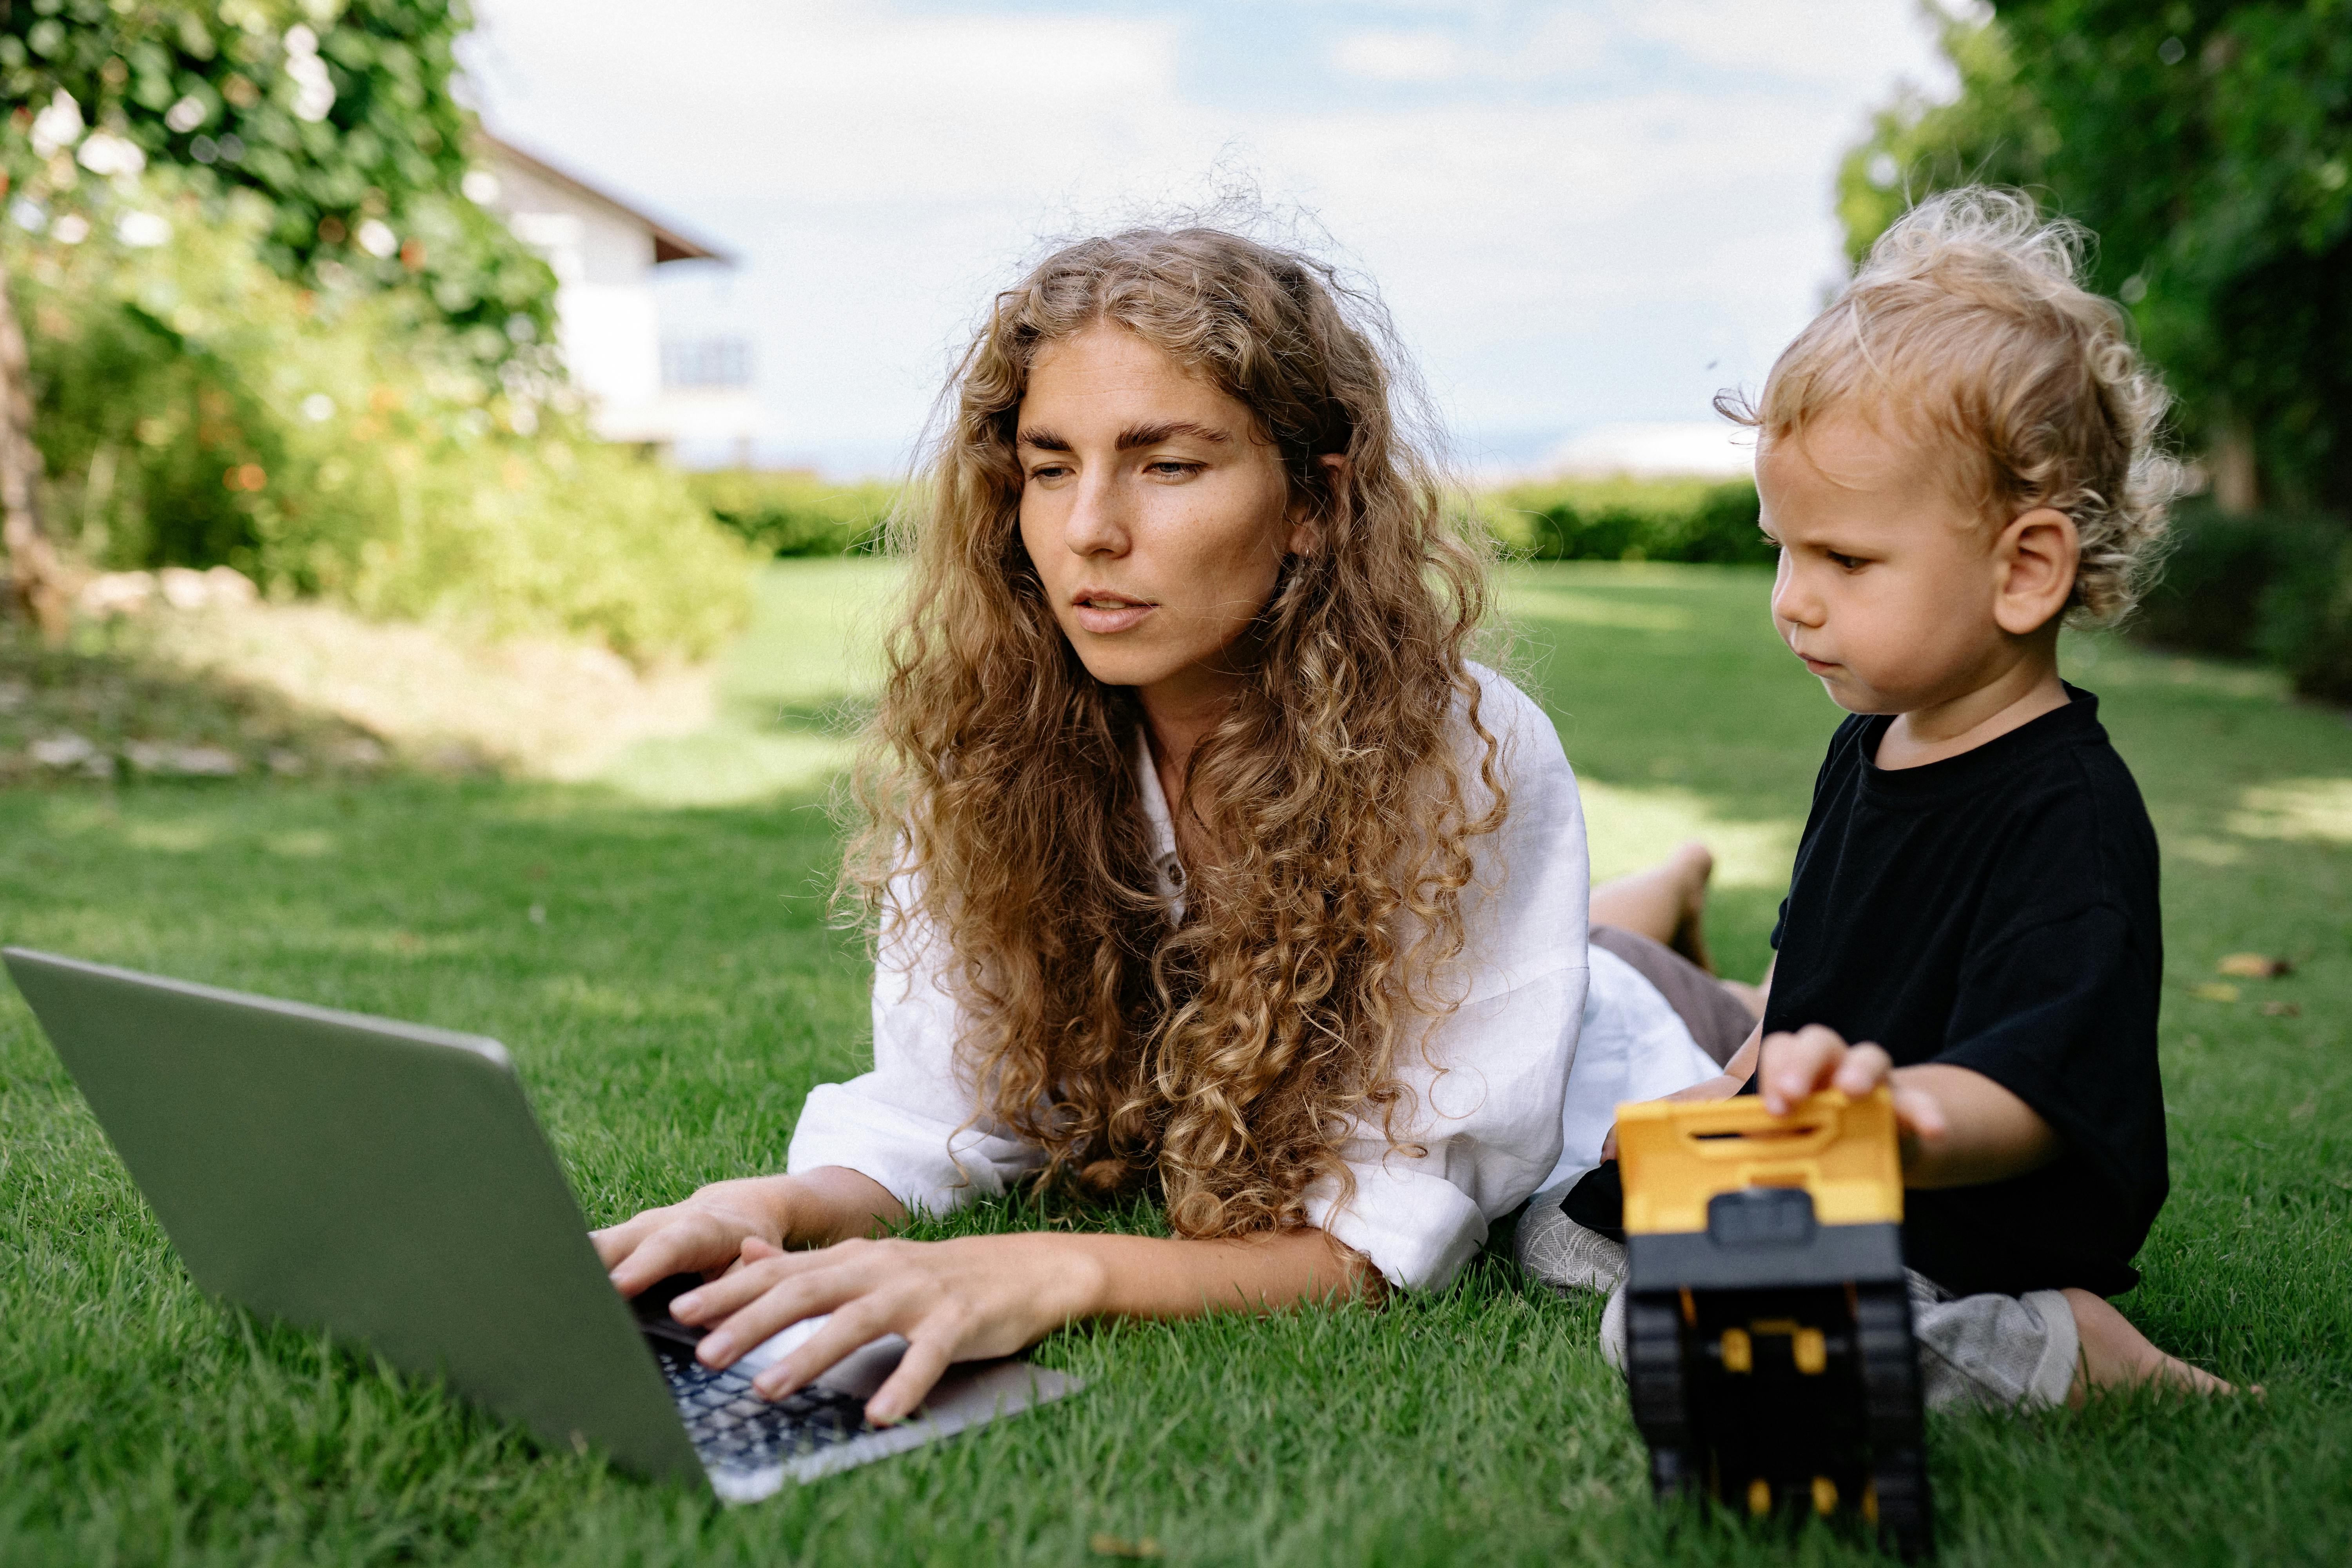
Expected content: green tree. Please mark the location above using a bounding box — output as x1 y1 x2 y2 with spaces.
1841 1 2352 516
0 0 557 627
2 0 554 358
1836 10 2058 268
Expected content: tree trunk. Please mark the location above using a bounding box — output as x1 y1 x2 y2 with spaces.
0 265 69 640
2209 414 2261 516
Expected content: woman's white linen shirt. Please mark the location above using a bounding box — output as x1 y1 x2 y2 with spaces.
785 664 1592 1291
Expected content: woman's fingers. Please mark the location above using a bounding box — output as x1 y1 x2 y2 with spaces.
666 1233 1066 1418
597 1181 801 1299
866 1334 957 1425
671 1256 787 1326
673 1241 842 1327
589 1210 661 1270
751 1296 902 1399
606 1212 743 1299
697 1259 870 1370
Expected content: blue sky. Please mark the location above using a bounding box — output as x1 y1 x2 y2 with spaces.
461 1 1956 477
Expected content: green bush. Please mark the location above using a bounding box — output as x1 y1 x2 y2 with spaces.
2131 503 2281 659
2253 526 2352 704
2134 499 2352 703
1482 475 1772 565
20 186 753 661
685 470 899 558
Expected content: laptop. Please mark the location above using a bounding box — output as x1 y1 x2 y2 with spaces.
3 947 1080 1504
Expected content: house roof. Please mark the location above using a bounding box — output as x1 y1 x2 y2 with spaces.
477 132 732 265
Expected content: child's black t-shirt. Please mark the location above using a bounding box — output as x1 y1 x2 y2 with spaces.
1757 685 2167 1298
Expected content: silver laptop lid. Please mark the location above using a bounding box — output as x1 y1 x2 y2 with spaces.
4 947 704 1483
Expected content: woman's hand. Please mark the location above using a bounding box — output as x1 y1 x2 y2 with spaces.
671 1223 1368 1425
671 1232 1103 1425
592 1167 904 1300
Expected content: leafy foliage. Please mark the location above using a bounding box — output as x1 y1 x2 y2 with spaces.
1 0 557 371
1840 1 2352 514
20 183 751 659
2 2 750 660
1835 11 2056 266
1483 476 1769 566
684 470 898 558
2141 500 2352 703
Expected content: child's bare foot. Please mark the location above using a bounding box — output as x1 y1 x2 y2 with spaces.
2063 1288 2243 1403
1664 839 1716 974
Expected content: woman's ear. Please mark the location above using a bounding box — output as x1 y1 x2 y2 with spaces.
1287 454 1349 557
1993 506 2080 636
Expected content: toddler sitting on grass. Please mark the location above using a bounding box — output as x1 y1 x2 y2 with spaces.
1543 188 2236 1407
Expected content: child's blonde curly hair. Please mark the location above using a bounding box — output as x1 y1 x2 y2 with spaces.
1723 187 2178 624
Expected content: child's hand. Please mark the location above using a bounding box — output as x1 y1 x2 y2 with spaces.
1759 1022 1950 1156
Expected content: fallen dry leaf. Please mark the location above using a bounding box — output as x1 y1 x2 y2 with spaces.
2218 953 2293 979
2189 982 2241 1003
1089 1535 1163 1560
2260 1001 2302 1018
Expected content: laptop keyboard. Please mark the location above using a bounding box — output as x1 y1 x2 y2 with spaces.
661 1352 879 1473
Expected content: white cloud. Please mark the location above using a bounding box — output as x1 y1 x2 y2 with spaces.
1331 30 1470 83
464 0 1947 471
1616 0 1959 94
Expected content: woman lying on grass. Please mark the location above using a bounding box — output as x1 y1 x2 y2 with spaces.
595 227 1740 1424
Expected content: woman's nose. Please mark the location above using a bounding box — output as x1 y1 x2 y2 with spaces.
1063 470 1129 557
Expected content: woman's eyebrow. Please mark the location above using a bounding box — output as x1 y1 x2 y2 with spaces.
1016 420 1233 452
1117 420 1230 450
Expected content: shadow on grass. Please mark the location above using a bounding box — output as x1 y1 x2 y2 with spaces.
0 618 393 786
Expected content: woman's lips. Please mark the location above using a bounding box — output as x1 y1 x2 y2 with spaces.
1071 594 1155 635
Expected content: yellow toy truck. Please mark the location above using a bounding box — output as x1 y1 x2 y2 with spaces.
1614 1086 1934 1559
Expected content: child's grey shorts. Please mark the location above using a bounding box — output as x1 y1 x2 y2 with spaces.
1517 1196 2080 1411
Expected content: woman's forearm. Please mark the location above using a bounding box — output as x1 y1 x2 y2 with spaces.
1057 1225 1379 1321
781 1174 1374 1318
779 1166 907 1246
678 1219 1382 1419
759 1175 1379 1315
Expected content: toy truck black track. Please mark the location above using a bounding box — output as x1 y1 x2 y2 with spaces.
1616 1088 1934 1559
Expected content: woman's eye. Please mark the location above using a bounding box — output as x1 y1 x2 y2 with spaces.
1145 460 1203 478
1028 463 1072 482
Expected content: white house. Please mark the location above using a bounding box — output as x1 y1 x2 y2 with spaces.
475 135 759 452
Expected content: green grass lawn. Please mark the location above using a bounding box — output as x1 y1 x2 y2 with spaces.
2 560 2347 1565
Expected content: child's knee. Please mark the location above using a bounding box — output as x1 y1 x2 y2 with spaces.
1911 1278 2079 1411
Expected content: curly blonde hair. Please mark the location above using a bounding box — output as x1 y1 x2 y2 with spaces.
843 227 1504 1240
1723 187 2178 623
